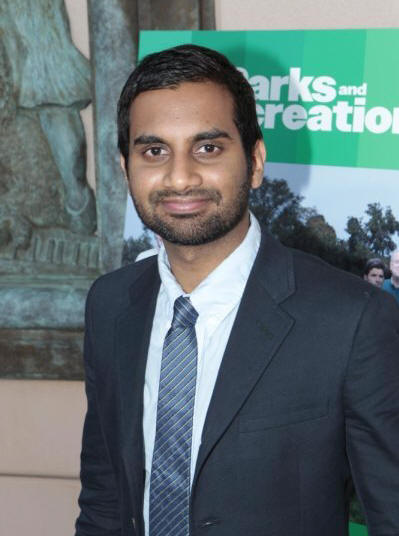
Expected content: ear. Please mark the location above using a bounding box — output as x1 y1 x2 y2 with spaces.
120 154 128 182
250 139 266 190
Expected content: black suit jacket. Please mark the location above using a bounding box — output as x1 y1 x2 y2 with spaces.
75 230 399 536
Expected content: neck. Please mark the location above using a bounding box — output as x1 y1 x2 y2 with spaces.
164 212 250 293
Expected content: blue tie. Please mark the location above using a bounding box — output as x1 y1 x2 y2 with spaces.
149 296 199 536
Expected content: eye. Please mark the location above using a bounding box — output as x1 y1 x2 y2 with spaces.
196 143 221 155
143 146 168 158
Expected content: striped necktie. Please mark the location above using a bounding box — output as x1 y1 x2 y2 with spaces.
149 296 198 536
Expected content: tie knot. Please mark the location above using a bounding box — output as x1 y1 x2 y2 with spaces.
172 296 198 328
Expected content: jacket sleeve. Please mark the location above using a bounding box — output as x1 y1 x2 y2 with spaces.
75 285 122 535
344 290 399 535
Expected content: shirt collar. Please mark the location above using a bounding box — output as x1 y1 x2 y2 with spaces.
157 212 261 322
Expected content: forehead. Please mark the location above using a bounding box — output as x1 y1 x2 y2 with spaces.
128 81 237 139
391 252 399 263
369 267 384 274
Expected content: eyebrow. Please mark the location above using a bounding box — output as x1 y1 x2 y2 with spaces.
133 129 233 147
192 129 233 143
133 135 165 146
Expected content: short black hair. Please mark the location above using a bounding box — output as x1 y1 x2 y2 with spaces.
117 44 262 174
363 258 386 276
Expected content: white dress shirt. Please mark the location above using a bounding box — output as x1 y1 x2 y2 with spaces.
142 213 261 534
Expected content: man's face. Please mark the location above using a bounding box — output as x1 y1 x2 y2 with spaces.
123 81 264 246
390 252 399 278
364 268 385 288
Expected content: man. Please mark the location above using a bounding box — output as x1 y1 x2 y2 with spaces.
75 45 399 536
363 258 386 288
383 249 399 303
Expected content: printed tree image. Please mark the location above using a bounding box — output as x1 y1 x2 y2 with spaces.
250 177 355 271
249 177 317 243
250 178 398 275
346 203 399 258
122 231 153 265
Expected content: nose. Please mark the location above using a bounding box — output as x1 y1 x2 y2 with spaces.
163 152 202 192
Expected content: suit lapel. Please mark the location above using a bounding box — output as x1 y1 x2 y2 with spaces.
193 232 296 486
116 260 160 512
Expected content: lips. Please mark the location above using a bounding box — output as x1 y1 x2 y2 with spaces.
160 197 210 214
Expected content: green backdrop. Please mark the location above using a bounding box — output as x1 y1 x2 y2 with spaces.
137 29 397 536
139 29 399 171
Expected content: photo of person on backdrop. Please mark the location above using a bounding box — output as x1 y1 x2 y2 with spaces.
383 249 399 303
363 258 386 288
75 45 399 536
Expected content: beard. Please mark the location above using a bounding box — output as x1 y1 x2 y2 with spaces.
131 177 251 246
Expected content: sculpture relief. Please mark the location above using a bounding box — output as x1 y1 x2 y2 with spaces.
0 0 98 274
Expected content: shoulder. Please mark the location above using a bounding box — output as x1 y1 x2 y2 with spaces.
259 229 385 318
86 256 159 312
292 246 377 301
291 246 365 288
258 228 373 301
288 247 399 348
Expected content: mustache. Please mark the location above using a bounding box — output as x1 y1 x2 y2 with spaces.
150 189 222 204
